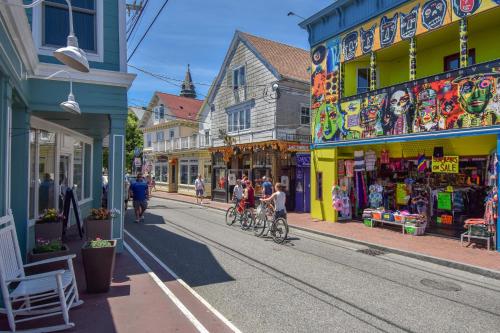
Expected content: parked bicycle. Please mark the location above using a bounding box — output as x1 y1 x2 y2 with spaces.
253 201 288 244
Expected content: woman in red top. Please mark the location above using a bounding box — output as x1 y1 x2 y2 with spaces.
244 180 255 215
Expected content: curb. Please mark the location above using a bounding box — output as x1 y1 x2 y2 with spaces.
290 224 500 280
152 194 500 280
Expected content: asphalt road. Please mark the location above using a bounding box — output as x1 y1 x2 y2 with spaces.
124 197 500 333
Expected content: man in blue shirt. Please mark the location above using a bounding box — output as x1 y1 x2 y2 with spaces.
129 173 149 223
262 176 273 198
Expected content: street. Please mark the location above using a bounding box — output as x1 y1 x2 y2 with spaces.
124 197 500 333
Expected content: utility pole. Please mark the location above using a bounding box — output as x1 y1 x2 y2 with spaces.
126 0 143 16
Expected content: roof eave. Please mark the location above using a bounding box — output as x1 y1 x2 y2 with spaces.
298 0 349 29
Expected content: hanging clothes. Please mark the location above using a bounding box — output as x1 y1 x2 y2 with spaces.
365 150 377 172
345 160 355 177
381 149 390 164
338 159 345 176
354 150 365 172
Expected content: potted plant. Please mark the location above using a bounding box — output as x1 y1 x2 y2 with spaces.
35 208 63 242
81 238 117 293
27 238 70 274
85 208 113 240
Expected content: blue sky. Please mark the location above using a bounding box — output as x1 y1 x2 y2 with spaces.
126 0 332 106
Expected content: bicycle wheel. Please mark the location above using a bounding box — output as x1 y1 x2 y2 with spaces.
225 207 237 226
253 215 267 237
271 218 289 244
241 211 254 230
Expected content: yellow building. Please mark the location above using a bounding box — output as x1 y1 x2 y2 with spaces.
301 0 500 242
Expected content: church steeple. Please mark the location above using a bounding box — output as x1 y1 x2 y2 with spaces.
180 64 197 99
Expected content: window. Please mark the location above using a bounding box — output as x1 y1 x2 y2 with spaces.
444 49 476 71
204 130 210 146
169 130 175 139
233 66 246 90
154 105 165 122
29 130 37 220
156 131 164 142
316 172 323 200
300 106 310 125
179 159 198 185
227 108 251 132
357 68 370 94
146 134 152 147
38 130 56 215
43 0 97 52
73 142 83 200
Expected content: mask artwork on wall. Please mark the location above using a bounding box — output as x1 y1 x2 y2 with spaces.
452 0 482 17
325 38 341 105
311 45 327 110
342 99 362 139
421 0 447 30
360 94 387 138
400 5 420 40
360 24 376 54
379 13 398 48
312 61 500 143
381 88 415 135
342 31 358 61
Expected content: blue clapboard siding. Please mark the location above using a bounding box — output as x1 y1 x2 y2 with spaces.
301 0 410 46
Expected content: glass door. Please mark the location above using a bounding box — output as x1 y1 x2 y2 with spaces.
59 155 71 212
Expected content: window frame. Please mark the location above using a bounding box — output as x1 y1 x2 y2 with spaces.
300 105 310 125
356 67 370 94
156 131 164 142
444 48 476 72
179 159 199 185
146 133 152 147
232 66 246 90
32 0 104 62
227 108 251 133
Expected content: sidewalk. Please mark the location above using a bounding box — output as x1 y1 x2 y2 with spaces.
0 225 236 333
152 191 500 275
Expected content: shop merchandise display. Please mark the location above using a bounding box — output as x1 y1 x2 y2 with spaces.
334 148 498 243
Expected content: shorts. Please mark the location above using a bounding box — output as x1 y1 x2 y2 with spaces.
245 202 255 209
133 200 148 211
196 189 204 196
274 209 287 220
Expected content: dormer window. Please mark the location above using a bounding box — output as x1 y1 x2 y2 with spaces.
154 105 165 122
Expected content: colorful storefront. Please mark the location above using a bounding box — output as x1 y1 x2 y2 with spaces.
301 0 500 249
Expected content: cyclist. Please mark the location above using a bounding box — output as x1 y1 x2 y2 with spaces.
261 182 286 220
232 179 244 213
244 180 255 216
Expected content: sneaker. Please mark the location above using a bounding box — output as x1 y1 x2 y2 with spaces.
140 216 145 222
134 220 139 224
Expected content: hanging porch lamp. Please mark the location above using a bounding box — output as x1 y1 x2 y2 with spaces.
6 0 90 72
46 70 81 114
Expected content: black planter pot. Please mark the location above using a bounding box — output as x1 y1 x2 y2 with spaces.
81 240 116 293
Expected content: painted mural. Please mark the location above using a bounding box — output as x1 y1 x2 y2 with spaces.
338 0 499 62
312 60 500 143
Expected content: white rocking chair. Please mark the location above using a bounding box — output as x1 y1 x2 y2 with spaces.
0 212 83 332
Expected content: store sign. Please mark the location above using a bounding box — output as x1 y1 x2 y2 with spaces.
134 158 142 167
432 156 459 173
396 183 409 205
437 192 452 210
287 144 310 152
296 154 311 167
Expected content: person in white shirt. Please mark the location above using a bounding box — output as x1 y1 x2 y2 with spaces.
194 174 205 205
232 179 244 203
261 182 287 219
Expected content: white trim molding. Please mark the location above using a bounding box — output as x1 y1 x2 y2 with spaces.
118 0 127 72
31 0 104 63
33 62 136 89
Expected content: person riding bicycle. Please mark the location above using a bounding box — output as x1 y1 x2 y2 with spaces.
261 176 273 198
232 179 244 213
261 182 286 220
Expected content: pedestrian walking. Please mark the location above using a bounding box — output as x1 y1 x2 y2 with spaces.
129 172 149 223
195 174 205 204
262 176 273 198
151 176 157 192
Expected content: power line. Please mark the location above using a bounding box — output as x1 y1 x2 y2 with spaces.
127 0 170 62
127 0 149 41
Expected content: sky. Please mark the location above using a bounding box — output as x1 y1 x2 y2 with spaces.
126 0 333 107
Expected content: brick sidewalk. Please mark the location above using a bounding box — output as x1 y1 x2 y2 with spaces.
152 191 500 273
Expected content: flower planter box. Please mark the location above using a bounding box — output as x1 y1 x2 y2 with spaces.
84 218 111 240
27 244 70 275
35 221 63 242
82 240 116 293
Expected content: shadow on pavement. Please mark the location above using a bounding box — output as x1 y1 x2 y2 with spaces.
124 210 235 288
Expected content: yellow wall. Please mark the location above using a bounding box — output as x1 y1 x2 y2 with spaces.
310 148 337 222
344 59 369 97
310 135 496 222
470 25 500 63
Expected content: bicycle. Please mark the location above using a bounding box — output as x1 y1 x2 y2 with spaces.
225 199 253 228
253 201 288 244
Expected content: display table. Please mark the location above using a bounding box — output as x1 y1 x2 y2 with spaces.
370 219 406 234
461 219 495 250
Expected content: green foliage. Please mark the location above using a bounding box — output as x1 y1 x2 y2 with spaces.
87 239 113 248
37 208 63 224
33 239 63 254
126 112 143 172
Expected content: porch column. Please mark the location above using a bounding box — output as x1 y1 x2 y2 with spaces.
460 18 468 68
92 136 103 208
108 114 126 252
369 52 376 91
409 38 416 81
10 105 30 258
0 76 12 216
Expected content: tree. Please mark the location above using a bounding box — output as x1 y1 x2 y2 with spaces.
126 112 143 172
